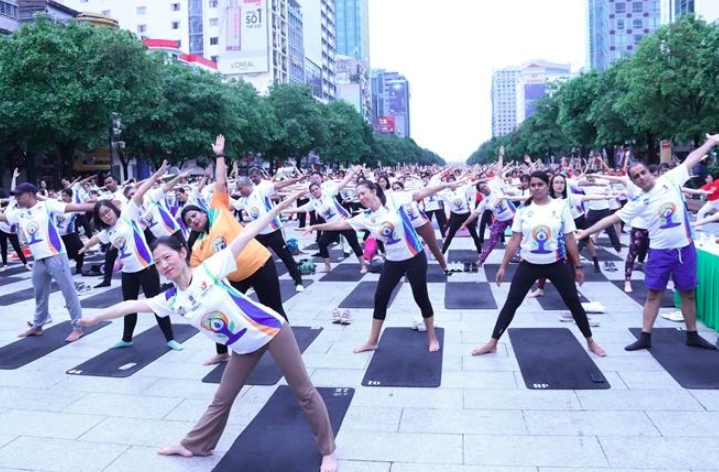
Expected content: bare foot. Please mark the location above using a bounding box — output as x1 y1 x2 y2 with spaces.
428 338 441 352
319 265 332 274
353 342 379 353
360 266 368 274
157 444 194 457
19 327 43 338
320 452 339 472
587 339 607 357
203 353 230 365
624 282 633 293
527 288 545 298
471 340 497 356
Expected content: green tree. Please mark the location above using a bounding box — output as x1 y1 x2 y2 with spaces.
555 72 599 152
317 100 372 166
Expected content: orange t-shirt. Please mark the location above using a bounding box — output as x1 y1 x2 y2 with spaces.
189 187 271 282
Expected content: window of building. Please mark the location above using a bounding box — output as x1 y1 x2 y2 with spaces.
102 9 111 15
0 0 19 18
633 18 643 29
615 3 626 13
210 37 219 45
171 3 181 11
211 55 219 63
137 6 146 15
209 0 218 8
632 1 643 13
137 24 146 33
617 18 625 29
172 21 180 29
209 17 218 26
634 34 643 43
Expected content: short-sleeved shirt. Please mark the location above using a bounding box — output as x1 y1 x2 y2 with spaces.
6 200 68 260
0 199 19 235
147 249 285 354
385 190 429 228
441 187 471 214
55 211 77 236
143 188 182 238
347 205 423 261
512 198 576 265
700 180 719 202
190 188 271 282
231 184 282 235
616 165 693 249
305 185 350 223
473 192 515 222
98 200 154 273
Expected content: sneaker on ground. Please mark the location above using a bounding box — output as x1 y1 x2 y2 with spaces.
411 317 427 332
558 313 574 322
331 308 342 324
340 309 352 325
295 284 304 292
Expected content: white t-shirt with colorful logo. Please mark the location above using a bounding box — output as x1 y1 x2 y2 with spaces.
385 190 429 227
474 192 516 222
231 184 282 235
307 185 350 223
143 188 182 238
55 211 77 236
146 249 285 354
616 164 692 249
98 200 154 273
6 200 68 260
512 198 576 265
347 205 424 261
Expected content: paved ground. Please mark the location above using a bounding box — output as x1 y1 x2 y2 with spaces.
1 222 719 472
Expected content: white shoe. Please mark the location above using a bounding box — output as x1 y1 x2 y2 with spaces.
295 284 304 292
0 265 7 272
661 311 684 322
581 302 606 313
588 317 600 327
558 313 574 322
331 308 342 324
411 317 427 332
340 309 352 325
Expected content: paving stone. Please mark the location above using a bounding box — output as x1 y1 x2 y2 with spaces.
464 389 582 410
339 431 462 463
100 445 220 472
464 435 608 467
64 392 183 419
576 389 704 411
524 410 660 437
0 409 104 439
399 408 527 435
646 411 719 437
0 436 128 472
600 437 719 469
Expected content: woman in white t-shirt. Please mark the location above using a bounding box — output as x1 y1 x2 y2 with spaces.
80 162 182 351
471 171 606 358
76 191 339 472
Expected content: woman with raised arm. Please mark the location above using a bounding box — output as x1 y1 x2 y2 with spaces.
77 192 339 472
471 171 606 358
79 161 183 351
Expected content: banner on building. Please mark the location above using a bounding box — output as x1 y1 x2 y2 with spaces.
523 83 546 118
375 116 396 134
387 81 407 114
218 0 269 75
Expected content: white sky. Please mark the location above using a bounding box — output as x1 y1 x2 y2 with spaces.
369 0 588 162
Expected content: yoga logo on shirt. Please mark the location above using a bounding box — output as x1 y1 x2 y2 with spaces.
249 206 261 220
405 206 419 221
24 221 44 245
115 237 131 259
380 221 401 245
323 207 336 220
201 311 247 345
530 225 552 254
143 214 158 230
452 198 464 211
211 237 227 253
657 202 681 229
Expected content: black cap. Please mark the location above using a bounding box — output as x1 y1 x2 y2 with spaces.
10 183 39 196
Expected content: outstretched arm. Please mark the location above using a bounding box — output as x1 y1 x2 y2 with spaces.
77 299 153 327
683 134 719 171
575 213 622 241
132 161 168 207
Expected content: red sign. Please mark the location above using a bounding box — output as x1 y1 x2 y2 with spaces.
376 116 396 134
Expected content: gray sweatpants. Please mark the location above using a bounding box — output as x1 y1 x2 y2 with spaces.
32 254 82 329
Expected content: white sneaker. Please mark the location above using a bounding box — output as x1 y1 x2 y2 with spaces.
0 265 7 272
588 317 600 327
581 302 606 313
411 317 427 332
295 284 304 292
331 308 342 324
340 309 352 325
661 311 684 322
558 313 574 322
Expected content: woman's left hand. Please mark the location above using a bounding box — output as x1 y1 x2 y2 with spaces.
575 268 585 286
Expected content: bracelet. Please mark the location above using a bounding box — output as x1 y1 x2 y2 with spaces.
215 154 225 158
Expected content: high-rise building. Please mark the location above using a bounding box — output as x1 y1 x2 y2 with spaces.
371 69 410 138
335 54 370 120
491 68 520 138
334 0 370 119
661 0 719 23
0 0 19 34
288 0 304 85
302 0 336 101
516 60 572 123
588 0 662 70
58 0 289 93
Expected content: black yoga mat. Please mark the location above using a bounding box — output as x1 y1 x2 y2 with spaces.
0 321 110 370
0 265 31 277
0 276 25 287
579 268 609 282
79 287 124 309
202 326 323 385
444 282 498 309
595 247 623 261
275 261 288 277
509 327 610 390
320 263 365 282
248 279 314 304
66 324 198 378
212 386 354 472
535 284 590 310
483 263 518 284
339 281 400 309
0 283 58 305
423 263 448 283
361 328 444 387
611 281 675 308
447 249 479 263
629 328 719 389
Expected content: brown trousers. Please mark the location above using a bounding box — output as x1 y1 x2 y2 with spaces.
181 324 336 456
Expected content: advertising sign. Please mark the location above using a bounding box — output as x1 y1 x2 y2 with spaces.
523 83 546 118
388 81 407 114
218 0 269 75
376 116 396 134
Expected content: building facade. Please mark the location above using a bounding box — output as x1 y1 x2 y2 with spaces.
302 0 335 101
491 68 520 137
335 54 370 120
371 69 410 138
588 0 662 70
0 0 18 33
334 0 370 119
287 0 304 84
661 0 719 23
516 60 572 123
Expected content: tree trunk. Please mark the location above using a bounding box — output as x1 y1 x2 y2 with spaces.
118 151 129 183
646 133 658 164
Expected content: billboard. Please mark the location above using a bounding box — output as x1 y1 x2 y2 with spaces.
218 0 269 75
375 116 396 134
387 81 407 114
523 83 546 118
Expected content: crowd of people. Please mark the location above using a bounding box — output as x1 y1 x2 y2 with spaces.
2 133 719 471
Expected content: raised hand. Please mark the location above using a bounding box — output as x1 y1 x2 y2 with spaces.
12 168 20 179
212 135 226 156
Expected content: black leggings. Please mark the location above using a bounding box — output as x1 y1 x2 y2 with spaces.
373 251 433 320
478 209 498 244
424 209 447 237
441 212 481 253
61 232 84 273
121 265 174 342
625 228 649 281
583 209 621 252
296 198 310 227
318 229 362 258
101 246 119 285
491 261 592 340
0 230 27 265
216 257 287 355
255 229 302 285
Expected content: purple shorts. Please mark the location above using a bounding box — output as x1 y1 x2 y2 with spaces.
644 243 697 292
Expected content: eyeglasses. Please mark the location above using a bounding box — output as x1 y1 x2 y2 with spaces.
98 208 114 218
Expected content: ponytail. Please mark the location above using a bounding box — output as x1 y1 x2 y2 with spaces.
357 179 386 206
